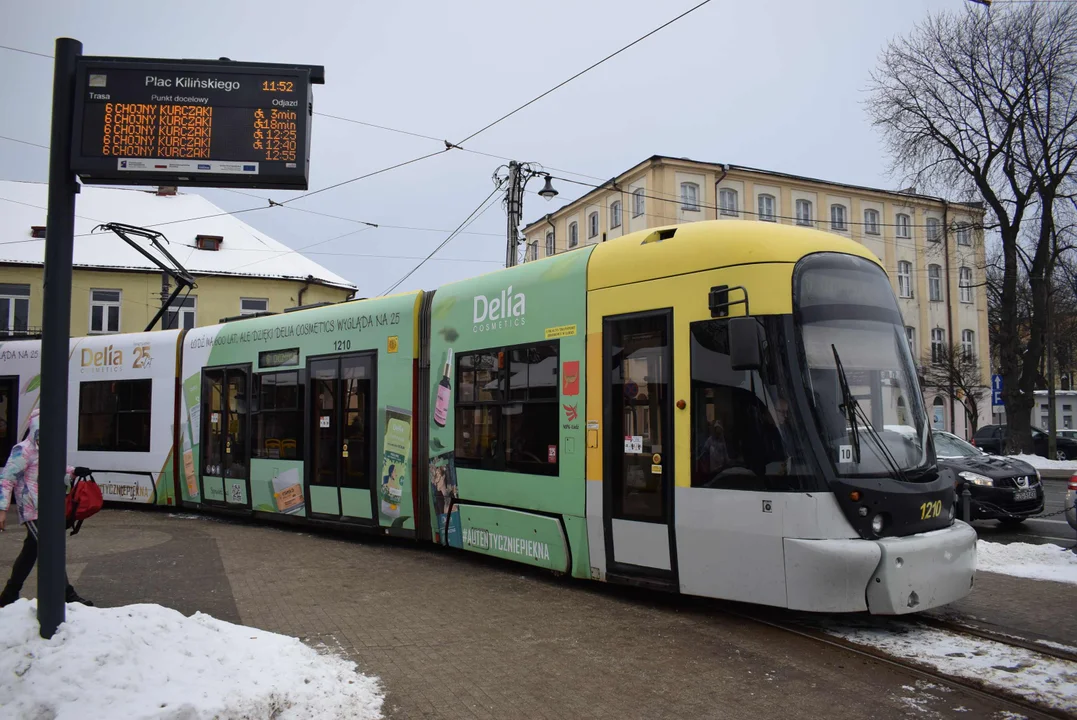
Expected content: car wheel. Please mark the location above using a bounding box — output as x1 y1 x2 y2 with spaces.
1056 450 1068 461
997 517 1026 528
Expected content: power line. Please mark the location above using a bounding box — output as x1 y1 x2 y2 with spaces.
546 175 979 231
282 148 453 205
0 44 52 59
454 0 714 146
382 185 503 295
0 134 49 150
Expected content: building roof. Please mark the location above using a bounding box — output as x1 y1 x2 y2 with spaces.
0 180 355 290
524 154 986 233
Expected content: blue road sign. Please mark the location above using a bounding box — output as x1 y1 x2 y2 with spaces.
992 374 1004 406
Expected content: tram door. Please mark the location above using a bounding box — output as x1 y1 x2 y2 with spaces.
202 366 251 508
0 377 16 466
307 353 376 521
603 311 676 587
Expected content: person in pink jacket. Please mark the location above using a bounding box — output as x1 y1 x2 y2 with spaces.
0 409 92 607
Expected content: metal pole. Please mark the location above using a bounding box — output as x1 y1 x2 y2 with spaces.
39 37 81 639
1047 272 1057 459
505 161 521 267
160 272 170 329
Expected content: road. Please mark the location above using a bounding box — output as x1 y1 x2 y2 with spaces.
969 477 1076 547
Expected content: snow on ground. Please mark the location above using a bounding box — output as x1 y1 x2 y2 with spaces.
1037 639 1077 655
977 540 1077 585
825 623 1077 714
0 600 383 720
1006 454 1077 471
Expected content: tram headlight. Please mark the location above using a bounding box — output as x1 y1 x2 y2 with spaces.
958 471 993 486
871 514 885 535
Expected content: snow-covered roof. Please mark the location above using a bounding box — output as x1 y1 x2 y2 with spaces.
0 180 355 290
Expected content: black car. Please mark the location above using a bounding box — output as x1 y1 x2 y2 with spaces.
972 423 1077 461
933 429 1045 526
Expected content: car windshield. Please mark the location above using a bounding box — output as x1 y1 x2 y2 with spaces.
794 253 931 477
932 431 980 457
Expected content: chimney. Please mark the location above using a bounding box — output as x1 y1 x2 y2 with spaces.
30 226 47 239
157 186 177 196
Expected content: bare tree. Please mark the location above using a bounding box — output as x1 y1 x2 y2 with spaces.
920 344 988 436
869 3 1077 453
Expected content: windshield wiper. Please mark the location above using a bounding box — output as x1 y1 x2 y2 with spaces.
831 344 910 482
831 344 861 464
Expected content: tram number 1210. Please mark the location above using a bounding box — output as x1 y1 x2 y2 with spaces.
919 500 943 520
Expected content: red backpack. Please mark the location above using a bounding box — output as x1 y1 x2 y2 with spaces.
66 468 103 535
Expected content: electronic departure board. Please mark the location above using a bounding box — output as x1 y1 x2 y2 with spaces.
71 57 324 190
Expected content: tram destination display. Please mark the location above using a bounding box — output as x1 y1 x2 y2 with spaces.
71 57 323 190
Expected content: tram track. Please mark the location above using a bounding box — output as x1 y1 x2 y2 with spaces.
722 606 1076 720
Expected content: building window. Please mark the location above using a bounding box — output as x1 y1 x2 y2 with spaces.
758 194 776 222
956 224 971 246
568 222 578 248
830 204 847 231
240 298 268 316
896 213 911 238
931 328 946 364
526 242 537 261
1063 374 1071 391
195 234 223 251
961 329 975 360
545 232 555 257
1064 404 1072 412
77 379 152 453
719 188 738 217
632 188 645 218
795 199 813 226
88 289 122 334
588 211 599 239
905 326 915 351
455 341 560 475
681 182 700 212
165 295 196 330
864 209 880 235
959 267 973 304
933 396 945 430
252 371 303 460
610 201 622 229
926 218 941 242
928 264 942 302
897 261 913 298
0 283 30 336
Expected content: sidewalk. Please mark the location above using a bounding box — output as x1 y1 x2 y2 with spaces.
0 507 1057 719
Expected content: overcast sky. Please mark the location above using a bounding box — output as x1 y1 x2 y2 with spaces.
1 0 970 296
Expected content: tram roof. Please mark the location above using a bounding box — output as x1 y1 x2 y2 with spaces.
586 219 882 291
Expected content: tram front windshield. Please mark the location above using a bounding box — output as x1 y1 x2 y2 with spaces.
794 253 932 479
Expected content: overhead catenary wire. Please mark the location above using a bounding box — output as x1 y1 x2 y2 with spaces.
452 0 715 146
381 184 503 296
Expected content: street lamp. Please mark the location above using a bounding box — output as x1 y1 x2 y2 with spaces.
492 161 559 266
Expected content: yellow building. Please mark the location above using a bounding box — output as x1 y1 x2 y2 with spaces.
1 181 354 337
523 155 989 437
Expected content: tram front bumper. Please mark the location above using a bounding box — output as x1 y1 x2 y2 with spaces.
865 520 977 615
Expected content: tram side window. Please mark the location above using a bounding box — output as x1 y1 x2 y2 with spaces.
252 371 303 459
77 379 152 452
689 319 811 492
455 341 559 476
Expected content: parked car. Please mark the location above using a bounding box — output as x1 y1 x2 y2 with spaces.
972 424 1077 461
934 429 1045 526
1057 429 1077 441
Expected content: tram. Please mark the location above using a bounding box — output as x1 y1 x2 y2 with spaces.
1 220 976 614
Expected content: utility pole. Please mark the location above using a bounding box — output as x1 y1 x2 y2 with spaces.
494 161 558 268
160 272 171 329
504 161 522 268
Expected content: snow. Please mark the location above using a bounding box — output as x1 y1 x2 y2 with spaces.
0 599 383 720
825 622 1077 713
1037 639 1077 655
976 540 1077 585
0 180 354 289
1006 454 1077 471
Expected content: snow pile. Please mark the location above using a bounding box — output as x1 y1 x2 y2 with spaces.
0 600 383 720
1007 454 1077 471
977 540 1077 586
826 623 1077 713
